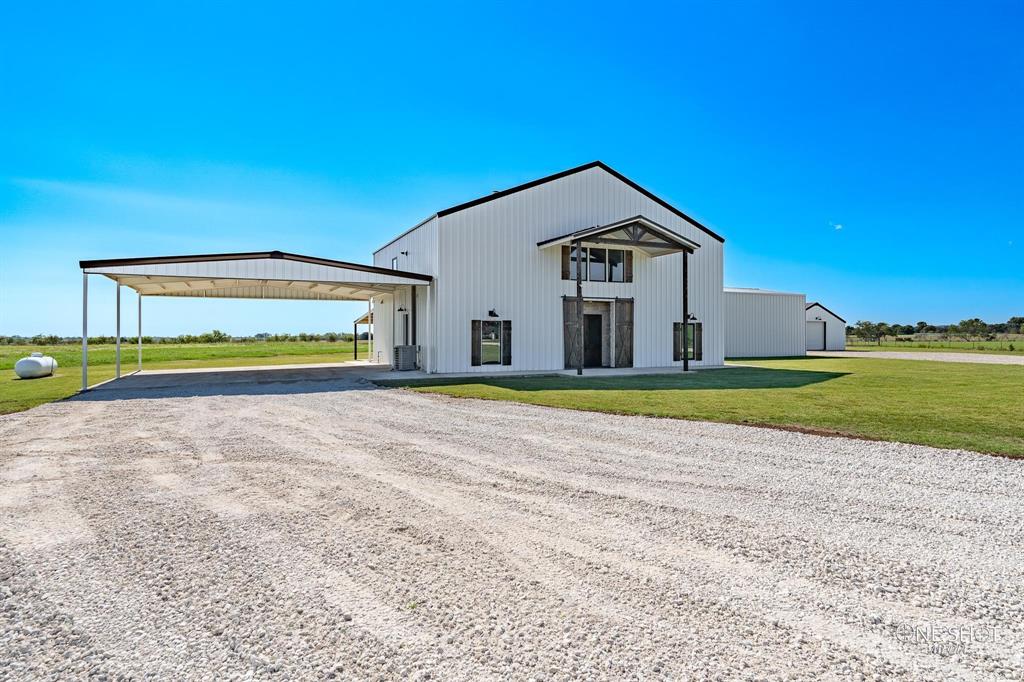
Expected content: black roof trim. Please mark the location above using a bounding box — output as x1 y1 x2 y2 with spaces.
435 161 725 243
80 250 433 282
806 302 847 323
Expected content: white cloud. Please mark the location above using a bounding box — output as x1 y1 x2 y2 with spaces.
829 220 843 231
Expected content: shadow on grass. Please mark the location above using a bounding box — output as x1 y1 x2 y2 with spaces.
382 366 849 392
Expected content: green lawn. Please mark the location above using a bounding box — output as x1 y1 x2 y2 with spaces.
382 357 1024 457
0 342 371 415
846 341 1023 355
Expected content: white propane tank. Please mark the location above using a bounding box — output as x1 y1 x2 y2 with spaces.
14 352 58 379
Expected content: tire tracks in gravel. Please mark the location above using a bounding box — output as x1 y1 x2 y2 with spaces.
3 377 1024 679
242 391 966 679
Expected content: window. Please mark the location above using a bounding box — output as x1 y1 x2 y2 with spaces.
471 320 512 366
480 320 501 364
608 249 625 282
673 322 703 361
569 245 588 281
588 248 607 282
391 256 398 270
562 246 631 282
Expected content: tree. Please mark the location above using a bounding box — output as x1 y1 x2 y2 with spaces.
956 318 987 340
1008 317 1024 334
853 321 880 344
915 321 929 333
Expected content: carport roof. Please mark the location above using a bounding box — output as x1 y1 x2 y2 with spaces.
81 250 431 302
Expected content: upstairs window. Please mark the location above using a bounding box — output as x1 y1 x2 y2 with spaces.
561 246 632 282
391 256 398 270
588 248 607 282
569 245 588 281
608 249 625 282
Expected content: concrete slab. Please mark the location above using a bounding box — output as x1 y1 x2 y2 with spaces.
89 362 387 392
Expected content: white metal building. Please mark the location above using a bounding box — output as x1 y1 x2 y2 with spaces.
723 288 807 358
79 161 833 386
805 302 847 351
372 162 724 374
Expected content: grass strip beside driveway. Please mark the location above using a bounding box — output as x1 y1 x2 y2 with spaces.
381 357 1024 457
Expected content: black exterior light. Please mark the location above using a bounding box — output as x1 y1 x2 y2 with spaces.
687 313 698 321
487 309 499 318
397 307 407 313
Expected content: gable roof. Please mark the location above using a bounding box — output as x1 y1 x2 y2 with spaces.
806 302 847 323
375 161 725 253
537 215 701 256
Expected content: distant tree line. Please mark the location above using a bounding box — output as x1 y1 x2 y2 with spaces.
0 330 371 345
848 317 1024 344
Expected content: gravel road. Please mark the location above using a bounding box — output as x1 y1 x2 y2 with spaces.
2 373 1023 680
808 350 1024 365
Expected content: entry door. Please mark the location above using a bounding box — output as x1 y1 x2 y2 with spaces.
584 314 603 367
806 321 825 351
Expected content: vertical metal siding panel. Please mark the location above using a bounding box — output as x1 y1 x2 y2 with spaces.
724 291 806 357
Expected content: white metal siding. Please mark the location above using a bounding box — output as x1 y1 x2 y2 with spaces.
805 305 847 350
433 166 724 373
372 218 439 369
724 290 807 357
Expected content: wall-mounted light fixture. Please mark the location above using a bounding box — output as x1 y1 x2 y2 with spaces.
687 313 698 322
487 309 499 318
400 251 409 256
397 307 407 313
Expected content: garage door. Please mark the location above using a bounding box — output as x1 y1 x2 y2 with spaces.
806 321 826 351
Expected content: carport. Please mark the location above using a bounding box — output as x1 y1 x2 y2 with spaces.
79 251 433 390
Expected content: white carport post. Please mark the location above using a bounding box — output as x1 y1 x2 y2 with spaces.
115 282 121 378
425 282 432 373
81 273 88 391
138 294 143 371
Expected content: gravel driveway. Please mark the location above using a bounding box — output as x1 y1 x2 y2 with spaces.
809 350 1024 365
2 372 1023 680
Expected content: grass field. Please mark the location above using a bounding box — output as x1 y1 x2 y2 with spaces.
846 341 1023 355
0 342 371 414
383 357 1024 457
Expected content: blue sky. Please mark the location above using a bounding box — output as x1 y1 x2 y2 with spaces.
2 1 1021 336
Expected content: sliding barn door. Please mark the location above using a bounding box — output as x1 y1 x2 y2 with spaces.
614 298 634 368
563 298 582 369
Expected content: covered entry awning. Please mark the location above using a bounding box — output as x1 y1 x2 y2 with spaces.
536 215 701 257
538 215 701 374
78 250 432 390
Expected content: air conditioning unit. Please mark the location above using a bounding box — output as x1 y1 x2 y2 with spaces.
393 345 418 371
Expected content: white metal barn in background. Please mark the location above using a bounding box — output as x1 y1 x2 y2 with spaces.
80 161 838 386
723 288 807 358
805 302 847 351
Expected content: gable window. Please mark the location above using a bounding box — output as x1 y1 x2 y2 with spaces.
673 322 703 361
561 246 633 282
588 248 607 282
471 319 512 366
608 249 625 282
391 256 398 270
569 245 588 281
